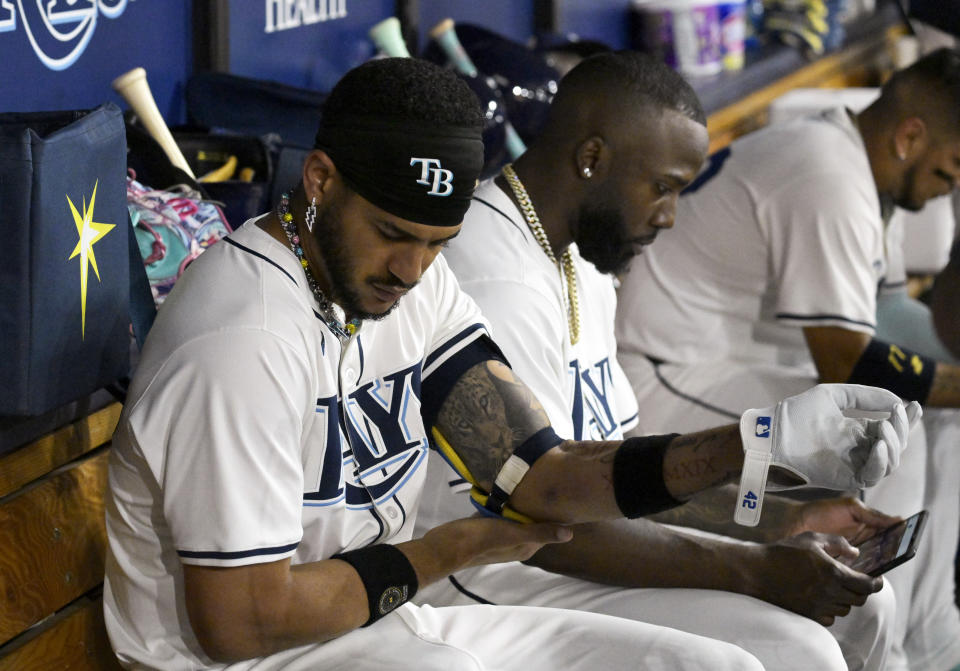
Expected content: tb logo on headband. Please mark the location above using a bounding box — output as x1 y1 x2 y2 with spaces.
410 158 454 197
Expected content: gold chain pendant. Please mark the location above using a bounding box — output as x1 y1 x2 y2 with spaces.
501 164 580 344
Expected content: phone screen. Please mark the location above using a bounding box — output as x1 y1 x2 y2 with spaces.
843 511 927 577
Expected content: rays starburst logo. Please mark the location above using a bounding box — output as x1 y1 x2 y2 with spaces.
67 180 114 339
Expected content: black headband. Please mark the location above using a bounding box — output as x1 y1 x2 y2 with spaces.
315 116 484 227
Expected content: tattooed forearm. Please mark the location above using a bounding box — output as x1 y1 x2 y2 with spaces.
435 360 551 487
660 425 743 500
665 455 721 482
558 441 619 462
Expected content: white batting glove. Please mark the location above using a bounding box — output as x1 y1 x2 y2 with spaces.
735 384 922 526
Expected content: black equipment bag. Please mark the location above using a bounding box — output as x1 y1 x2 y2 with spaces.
184 71 325 210
0 104 130 415
908 0 960 37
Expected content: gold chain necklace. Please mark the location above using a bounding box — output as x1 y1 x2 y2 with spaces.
501 163 580 344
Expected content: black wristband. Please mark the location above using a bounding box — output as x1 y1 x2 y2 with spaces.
613 434 683 518
332 544 419 627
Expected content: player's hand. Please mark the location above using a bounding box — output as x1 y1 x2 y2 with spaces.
753 531 883 626
778 496 902 545
746 384 921 490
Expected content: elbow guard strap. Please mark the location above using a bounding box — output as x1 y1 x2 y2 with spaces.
481 427 563 518
847 338 935 403
431 426 562 524
612 434 683 518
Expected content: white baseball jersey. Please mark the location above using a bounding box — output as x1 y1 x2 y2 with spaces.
883 213 908 296
616 106 886 374
104 219 492 669
415 179 639 532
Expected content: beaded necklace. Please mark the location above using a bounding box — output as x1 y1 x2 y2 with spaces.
277 191 359 340
501 164 580 345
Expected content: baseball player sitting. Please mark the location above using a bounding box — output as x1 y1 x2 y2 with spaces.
615 48 960 671
105 57 915 671
417 50 907 671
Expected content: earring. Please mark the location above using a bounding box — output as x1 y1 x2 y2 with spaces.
898 151 907 161
582 167 593 178
305 196 317 233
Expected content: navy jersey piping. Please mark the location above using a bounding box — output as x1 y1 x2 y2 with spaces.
178 541 299 560
223 237 299 286
880 280 907 291
366 508 387 544
448 575 496 605
776 312 875 329
473 195 528 239
423 322 487 371
650 360 739 421
357 336 366 379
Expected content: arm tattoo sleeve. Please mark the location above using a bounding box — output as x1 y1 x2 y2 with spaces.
435 360 551 488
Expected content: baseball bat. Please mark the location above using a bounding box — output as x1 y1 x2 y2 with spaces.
429 18 478 77
429 18 526 159
112 67 197 180
369 17 411 58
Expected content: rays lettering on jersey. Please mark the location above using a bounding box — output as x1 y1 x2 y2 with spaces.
568 357 619 440
304 395 348 506
305 364 428 508
344 364 427 505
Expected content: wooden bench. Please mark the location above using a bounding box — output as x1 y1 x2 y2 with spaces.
0 403 124 670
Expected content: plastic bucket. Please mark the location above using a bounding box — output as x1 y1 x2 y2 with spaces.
718 0 746 71
631 0 723 77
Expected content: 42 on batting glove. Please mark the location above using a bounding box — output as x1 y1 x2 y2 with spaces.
735 383 921 526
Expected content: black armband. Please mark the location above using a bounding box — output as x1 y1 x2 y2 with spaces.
613 434 683 518
847 338 936 403
421 333 510 430
331 544 419 627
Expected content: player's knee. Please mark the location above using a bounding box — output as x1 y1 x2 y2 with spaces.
831 580 897 671
663 636 764 671
775 617 847 671
857 580 897 639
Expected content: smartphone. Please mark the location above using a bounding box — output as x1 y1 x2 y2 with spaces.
841 510 928 577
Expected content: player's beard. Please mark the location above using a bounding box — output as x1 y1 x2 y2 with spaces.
313 198 414 322
573 203 636 276
894 161 926 212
